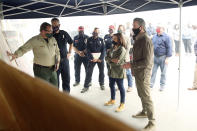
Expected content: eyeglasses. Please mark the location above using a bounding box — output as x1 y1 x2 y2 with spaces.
44 30 52 33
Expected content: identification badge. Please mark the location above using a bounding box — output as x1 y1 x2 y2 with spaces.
84 39 87 44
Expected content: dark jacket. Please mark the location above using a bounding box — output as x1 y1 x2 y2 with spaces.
131 33 154 70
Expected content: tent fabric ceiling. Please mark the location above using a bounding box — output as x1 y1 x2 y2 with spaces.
0 0 197 19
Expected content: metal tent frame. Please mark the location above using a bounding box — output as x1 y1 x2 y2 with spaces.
0 0 195 18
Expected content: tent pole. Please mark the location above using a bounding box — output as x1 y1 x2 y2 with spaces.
177 0 183 110
0 2 3 19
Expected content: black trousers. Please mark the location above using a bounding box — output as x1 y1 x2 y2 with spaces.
57 58 70 93
74 54 88 83
84 60 105 88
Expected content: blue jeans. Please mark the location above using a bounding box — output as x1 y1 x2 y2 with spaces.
109 77 125 103
126 69 133 88
151 55 168 88
183 39 192 54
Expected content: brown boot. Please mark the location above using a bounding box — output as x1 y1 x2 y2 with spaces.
132 111 148 118
141 121 156 131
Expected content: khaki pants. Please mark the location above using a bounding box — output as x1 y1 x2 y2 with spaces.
193 64 197 88
134 68 155 123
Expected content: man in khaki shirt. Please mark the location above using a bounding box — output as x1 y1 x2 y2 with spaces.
7 22 60 86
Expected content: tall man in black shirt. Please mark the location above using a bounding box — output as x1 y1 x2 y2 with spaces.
51 18 73 93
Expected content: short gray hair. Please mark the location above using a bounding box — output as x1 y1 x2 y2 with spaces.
133 18 146 30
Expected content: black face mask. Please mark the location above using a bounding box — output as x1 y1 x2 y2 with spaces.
132 26 141 39
53 26 59 33
79 31 84 37
109 29 114 34
112 41 119 45
93 32 99 37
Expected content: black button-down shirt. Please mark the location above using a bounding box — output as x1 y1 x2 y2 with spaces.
86 36 105 61
104 34 113 51
73 34 89 51
53 30 73 59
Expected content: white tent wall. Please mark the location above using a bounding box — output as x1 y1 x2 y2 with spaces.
0 20 10 63
0 20 34 76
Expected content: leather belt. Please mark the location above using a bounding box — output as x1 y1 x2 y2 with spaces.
34 64 55 69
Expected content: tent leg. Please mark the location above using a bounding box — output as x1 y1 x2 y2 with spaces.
0 2 3 19
177 0 183 110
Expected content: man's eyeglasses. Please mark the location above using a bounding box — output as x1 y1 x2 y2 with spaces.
44 30 52 33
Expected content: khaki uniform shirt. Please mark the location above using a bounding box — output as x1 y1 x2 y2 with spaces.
131 33 153 70
105 45 126 79
14 35 60 67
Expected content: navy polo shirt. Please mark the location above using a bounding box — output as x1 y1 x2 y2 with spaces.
86 36 105 61
73 34 89 51
53 30 73 58
104 34 113 51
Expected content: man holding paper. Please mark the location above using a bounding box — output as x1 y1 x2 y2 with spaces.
81 28 105 93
